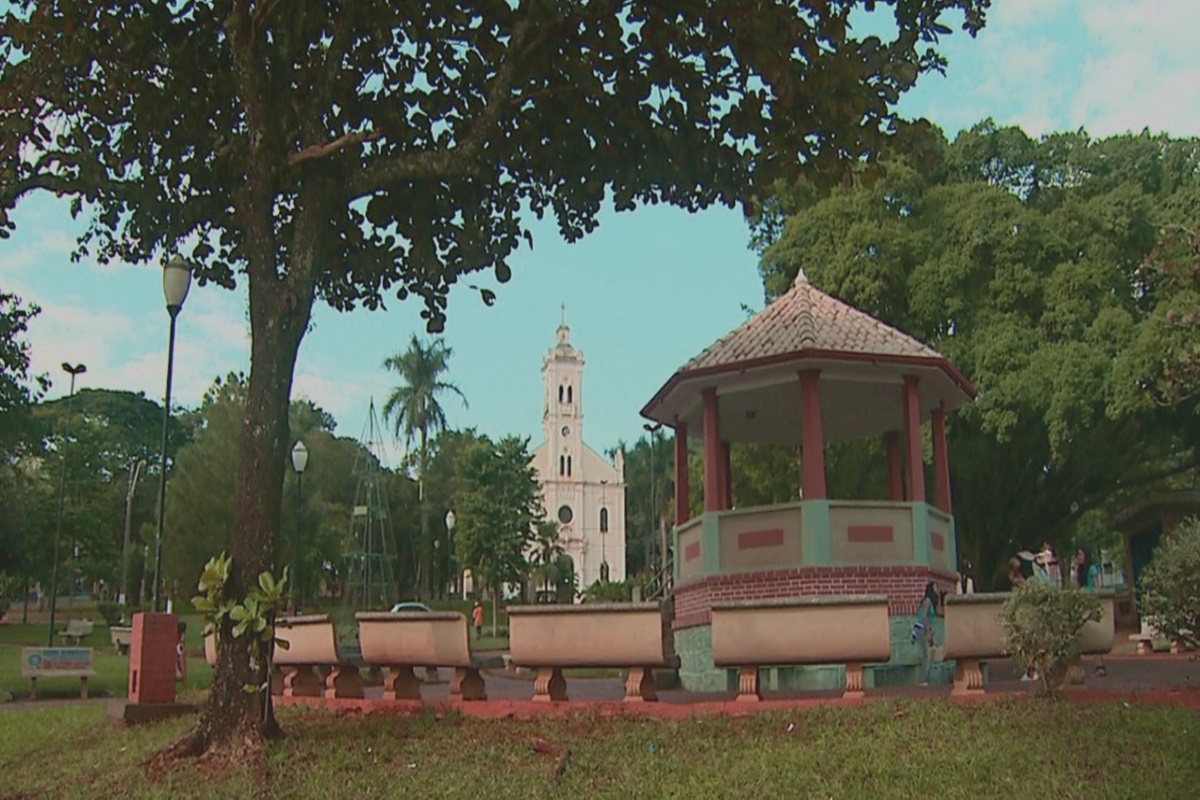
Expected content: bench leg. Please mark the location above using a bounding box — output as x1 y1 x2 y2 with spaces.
325 665 364 699
843 662 865 700
423 666 441 683
1064 655 1086 687
450 667 487 701
1172 640 1186 655
624 666 658 702
736 665 761 702
282 665 323 697
384 666 422 700
532 667 567 702
952 658 984 696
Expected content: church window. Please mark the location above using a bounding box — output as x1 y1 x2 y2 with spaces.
559 455 565 476
600 507 609 532
557 505 574 524
558 385 564 403
567 456 572 476
567 385 573 404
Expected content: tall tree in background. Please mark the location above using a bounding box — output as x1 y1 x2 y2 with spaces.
756 122 1200 587
452 434 543 627
0 0 988 757
382 336 467 598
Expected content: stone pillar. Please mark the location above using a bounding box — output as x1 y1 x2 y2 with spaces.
932 403 952 514
798 370 827 499
702 388 723 512
721 440 733 510
885 431 904 501
674 419 690 526
903 375 926 503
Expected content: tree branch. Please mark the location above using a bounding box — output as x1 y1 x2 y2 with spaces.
287 128 381 167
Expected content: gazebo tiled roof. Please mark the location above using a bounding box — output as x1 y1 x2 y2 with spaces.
683 275 943 372
641 274 976 435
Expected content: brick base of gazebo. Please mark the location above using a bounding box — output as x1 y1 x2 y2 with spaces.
672 565 959 693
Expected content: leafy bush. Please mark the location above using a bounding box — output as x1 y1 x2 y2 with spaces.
581 578 636 603
1140 517 1200 649
999 581 1103 693
96 601 123 627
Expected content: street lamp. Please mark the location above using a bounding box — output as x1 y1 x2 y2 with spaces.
291 439 308 609
47 361 86 647
119 458 147 618
600 479 609 583
151 255 192 611
445 509 456 597
643 422 663 572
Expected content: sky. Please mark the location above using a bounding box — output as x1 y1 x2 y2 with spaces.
3 0 1199 466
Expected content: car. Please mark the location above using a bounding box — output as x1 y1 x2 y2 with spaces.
389 601 432 613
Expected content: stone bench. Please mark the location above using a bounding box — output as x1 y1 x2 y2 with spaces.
275 614 363 699
58 619 94 646
710 595 891 701
21 647 96 699
356 611 485 701
945 591 1117 694
507 602 676 702
110 625 133 655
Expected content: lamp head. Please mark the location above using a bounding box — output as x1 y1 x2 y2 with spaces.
291 440 309 473
445 509 456 531
163 255 193 312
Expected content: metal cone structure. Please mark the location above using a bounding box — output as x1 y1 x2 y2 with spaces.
340 399 399 613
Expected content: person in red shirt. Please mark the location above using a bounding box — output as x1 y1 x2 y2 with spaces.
471 600 484 640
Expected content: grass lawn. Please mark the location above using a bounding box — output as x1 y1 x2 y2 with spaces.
0 698 1197 798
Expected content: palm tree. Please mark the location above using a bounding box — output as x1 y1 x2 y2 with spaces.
382 335 467 598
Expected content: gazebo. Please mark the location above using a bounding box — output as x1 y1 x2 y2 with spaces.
640 274 976 691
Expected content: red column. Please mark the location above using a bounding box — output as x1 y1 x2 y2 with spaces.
720 440 733 510
674 420 690 525
885 431 904 501
903 375 926 503
798 369 827 500
702 388 722 512
932 404 952 514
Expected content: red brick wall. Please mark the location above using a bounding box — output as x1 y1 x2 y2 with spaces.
672 565 958 630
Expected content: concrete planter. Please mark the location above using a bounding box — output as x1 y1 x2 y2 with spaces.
943 592 1007 695
507 602 673 701
355 611 485 701
710 595 891 701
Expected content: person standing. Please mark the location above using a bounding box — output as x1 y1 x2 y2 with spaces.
471 599 484 641
915 583 941 686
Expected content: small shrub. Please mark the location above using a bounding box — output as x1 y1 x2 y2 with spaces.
999 581 1103 693
581 578 636 603
1140 517 1200 649
96 601 123 627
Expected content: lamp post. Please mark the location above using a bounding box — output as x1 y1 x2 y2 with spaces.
47 361 87 647
599 479 609 583
445 509 456 597
151 255 192 611
119 458 147 619
291 440 308 610
643 422 662 572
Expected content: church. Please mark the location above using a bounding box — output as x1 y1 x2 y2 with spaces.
529 317 626 591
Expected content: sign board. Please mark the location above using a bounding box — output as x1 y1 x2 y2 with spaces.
20 647 95 678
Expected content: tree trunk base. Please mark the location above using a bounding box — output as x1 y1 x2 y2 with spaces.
147 705 282 772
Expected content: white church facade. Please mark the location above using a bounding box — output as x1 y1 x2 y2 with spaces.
529 320 626 591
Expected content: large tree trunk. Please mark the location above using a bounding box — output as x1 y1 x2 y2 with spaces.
158 236 317 763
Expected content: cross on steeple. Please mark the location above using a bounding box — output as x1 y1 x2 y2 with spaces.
560 302 567 326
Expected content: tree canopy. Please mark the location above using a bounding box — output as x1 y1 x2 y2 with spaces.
756 120 1200 586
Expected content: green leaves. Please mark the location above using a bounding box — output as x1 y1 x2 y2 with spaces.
1140 517 1200 650
999 582 1104 693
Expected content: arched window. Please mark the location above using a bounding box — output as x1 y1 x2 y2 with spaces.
567 385 573 404
567 455 572 476
559 455 565 476
600 507 609 533
558 385 564 403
